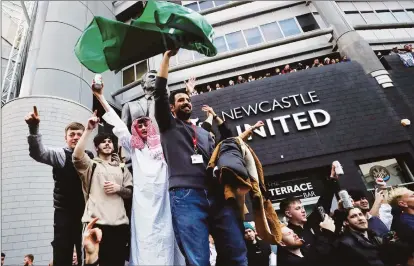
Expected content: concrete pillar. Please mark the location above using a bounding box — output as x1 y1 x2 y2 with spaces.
18 1 122 109
313 1 393 88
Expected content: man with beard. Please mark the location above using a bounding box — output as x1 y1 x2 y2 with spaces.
277 215 336 266
154 50 248 266
244 222 271 266
25 107 93 266
279 164 340 249
23 254 34 266
348 189 389 237
334 207 392 266
73 111 133 266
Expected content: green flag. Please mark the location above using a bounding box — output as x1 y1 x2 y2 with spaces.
74 0 217 73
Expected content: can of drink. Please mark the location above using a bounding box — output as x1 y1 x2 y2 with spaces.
93 74 103 90
333 160 344 175
338 190 353 209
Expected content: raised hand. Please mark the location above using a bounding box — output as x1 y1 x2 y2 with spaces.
25 106 40 126
202 105 215 116
185 77 197 94
83 217 102 263
87 110 100 131
253 121 264 129
164 49 179 58
319 214 335 232
91 79 104 96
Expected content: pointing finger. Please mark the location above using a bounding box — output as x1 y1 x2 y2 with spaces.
86 217 99 230
33 106 38 116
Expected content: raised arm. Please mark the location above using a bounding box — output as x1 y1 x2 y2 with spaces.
73 111 98 160
25 106 66 168
91 84 132 153
154 50 178 132
239 121 264 141
184 77 197 95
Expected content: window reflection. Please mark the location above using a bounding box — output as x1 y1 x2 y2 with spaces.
122 66 135 86
260 22 284 41
243 27 264 46
213 36 228 53
225 31 246 50
279 18 301 37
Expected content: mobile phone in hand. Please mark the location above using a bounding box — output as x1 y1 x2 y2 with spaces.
317 206 326 221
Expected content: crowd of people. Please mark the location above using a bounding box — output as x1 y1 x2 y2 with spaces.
190 55 351 96
2 48 414 266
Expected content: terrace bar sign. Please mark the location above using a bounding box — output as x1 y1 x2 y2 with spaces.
220 91 331 139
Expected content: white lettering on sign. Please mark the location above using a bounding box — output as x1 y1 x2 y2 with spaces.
268 182 313 196
220 91 330 139
221 91 320 121
235 109 331 137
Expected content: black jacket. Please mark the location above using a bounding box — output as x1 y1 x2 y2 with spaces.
245 238 271 266
277 229 335 266
334 229 386 266
288 178 340 248
52 149 93 217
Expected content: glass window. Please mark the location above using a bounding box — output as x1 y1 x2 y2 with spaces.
184 2 199 12
279 18 301 37
362 12 381 23
225 31 246 50
353 2 372 12
243 27 263 46
296 13 320 32
358 158 413 190
393 11 412 22
346 12 367 25
177 49 194 64
213 36 228 53
400 2 414 9
122 66 135 86
135 61 148 80
214 1 230 6
198 1 214 10
260 22 284 41
337 2 356 12
369 1 387 10
383 1 402 10
408 10 414 21
376 11 398 23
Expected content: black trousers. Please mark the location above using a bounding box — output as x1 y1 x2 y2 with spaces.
52 210 83 266
92 224 129 266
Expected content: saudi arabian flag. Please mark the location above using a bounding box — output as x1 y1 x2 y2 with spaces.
74 0 217 73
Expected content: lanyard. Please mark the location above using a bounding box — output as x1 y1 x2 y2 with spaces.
191 123 198 154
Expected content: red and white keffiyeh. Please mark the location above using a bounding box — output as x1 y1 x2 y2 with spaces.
131 117 164 161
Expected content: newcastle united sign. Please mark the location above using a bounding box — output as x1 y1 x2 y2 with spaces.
220 91 331 138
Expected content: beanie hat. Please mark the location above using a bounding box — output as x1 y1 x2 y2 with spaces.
244 222 255 231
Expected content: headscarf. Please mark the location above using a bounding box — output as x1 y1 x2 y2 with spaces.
131 117 164 161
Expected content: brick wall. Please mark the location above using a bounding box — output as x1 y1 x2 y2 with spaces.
1 96 95 265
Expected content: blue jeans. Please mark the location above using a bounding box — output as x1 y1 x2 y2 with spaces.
169 188 247 266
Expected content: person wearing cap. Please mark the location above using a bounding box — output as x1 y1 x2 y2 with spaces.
348 189 389 237
244 222 271 266
90 82 184 265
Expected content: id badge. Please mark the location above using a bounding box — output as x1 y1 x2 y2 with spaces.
191 154 204 164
